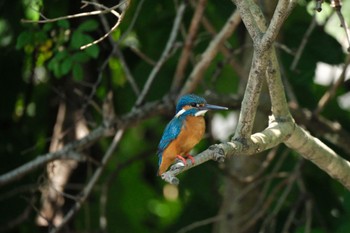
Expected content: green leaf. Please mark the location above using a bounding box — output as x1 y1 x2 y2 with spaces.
72 63 83 80
72 51 89 63
16 31 32 49
70 31 93 49
60 57 73 76
34 31 48 44
84 45 99 58
50 60 61 78
77 19 98 32
43 23 54 32
57 19 70 29
53 50 69 62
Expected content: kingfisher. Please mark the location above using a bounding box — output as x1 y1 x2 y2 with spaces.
157 94 228 175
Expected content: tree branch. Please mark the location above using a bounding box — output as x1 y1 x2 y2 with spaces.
233 51 266 139
171 0 207 93
260 0 291 51
162 117 295 184
232 0 262 44
285 125 350 190
0 126 107 187
180 10 241 96
50 130 124 233
135 2 186 106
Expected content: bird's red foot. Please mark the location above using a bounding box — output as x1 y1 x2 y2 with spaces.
176 155 187 165
185 154 195 164
176 155 195 165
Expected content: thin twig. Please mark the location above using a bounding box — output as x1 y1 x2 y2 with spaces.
290 15 317 71
135 2 187 106
118 0 145 43
332 1 350 52
171 0 207 93
0 126 107 187
129 46 156 65
314 54 350 115
80 0 129 50
176 215 225 233
50 129 124 233
180 10 241 96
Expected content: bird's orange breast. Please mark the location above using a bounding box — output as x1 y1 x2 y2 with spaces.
176 116 205 153
158 116 205 175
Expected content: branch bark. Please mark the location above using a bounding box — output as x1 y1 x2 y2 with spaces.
162 0 350 192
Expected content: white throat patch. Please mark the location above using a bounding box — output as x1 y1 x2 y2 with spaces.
175 109 186 118
175 108 208 118
195 110 208 116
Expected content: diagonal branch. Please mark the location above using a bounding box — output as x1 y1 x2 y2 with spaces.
0 126 107 187
232 0 262 44
259 0 292 51
163 117 350 190
285 125 350 190
171 0 207 93
180 10 241 96
233 51 266 139
49 129 124 233
162 118 295 184
135 2 186 106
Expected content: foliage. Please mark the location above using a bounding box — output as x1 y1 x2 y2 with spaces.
0 0 350 233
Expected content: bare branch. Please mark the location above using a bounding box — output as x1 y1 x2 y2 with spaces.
232 0 262 44
0 126 107 187
285 125 350 190
171 0 207 93
50 129 124 233
314 54 350 115
260 0 292 51
80 0 129 50
135 2 187 106
162 118 295 184
290 15 318 71
233 51 266 139
180 10 241 96
266 48 291 118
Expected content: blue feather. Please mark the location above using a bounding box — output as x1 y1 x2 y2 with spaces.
157 117 183 165
157 109 199 165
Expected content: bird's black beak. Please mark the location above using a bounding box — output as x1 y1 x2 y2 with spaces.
202 104 228 111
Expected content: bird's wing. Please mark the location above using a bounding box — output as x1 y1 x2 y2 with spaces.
157 117 182 165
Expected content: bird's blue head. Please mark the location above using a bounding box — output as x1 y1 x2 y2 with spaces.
175 94 228 117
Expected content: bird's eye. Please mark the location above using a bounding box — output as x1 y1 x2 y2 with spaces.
190 103 197 107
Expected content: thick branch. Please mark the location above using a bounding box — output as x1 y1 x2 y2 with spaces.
285 125 350 190
266 48 291 118
260 0 290 51
233 51 266 139
162 119 295 184
232 0 262 44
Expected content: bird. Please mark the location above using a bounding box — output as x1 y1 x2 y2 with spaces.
157 94 228 175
